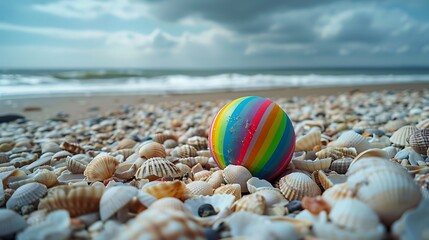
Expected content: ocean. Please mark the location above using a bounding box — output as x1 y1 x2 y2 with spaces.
1 67 429 98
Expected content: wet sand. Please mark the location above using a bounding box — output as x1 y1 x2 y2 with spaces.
1 82 428 122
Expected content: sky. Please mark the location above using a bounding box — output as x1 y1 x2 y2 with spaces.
0 0 429 69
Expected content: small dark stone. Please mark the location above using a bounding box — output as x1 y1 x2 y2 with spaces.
203 228 219 240
0 114 25 123
198 204 216 217
286 200 302 213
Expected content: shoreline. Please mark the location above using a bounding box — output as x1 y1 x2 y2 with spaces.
1 82 428 122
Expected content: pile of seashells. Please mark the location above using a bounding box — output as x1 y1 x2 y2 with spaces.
0 88 428 240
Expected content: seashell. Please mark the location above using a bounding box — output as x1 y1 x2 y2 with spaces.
392 199 429 240
0 169 27 187
10 153 38 168
313 170 347 190
347 157 422 226
136 191 157 208
254 189 287 207
329 157 353 174
51 151 72 162
197 150 211 158
84 155 118 182
135 157 181 181
163 139 178 149
295 128 321 152
368 135 391 148
246 177 274 194
110 149 135 160
60 141 85 154
186 136 208 151
408 129 429 155
41 142 61 154
279 172 321 201
118 209 205 240
223 165 253 193
416 119 429 130
0 153 8 164
185 194 234 226
292 158 332 172
57 173 85 184
117 138 136 150
142 180 186 200
352 148 387 164
186 181 213 197
172 145 198 158
206 170 224 189
38 185 104 217
7 182 47 209
315 147 357 160
390 125 418 147
313 199 385 240
193 170 212 181
0 143 13 152
214 184 241 201
0 209 27 237
137 141 166 159
149 197 189 212
384 119 407 133
114 162 137 180
175 163 192 176
177 156 209 168
322 183 355 207
383 146 399 159
17 210 71 240
232 193 266 215
25 152 53 171
330 131 371 153
34 169 57 187
100 186 138 221
65 155 90 175
8 176 35 190
152 132 178 144
26 209 48 225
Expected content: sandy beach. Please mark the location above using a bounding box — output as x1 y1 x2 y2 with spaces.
2 82 428 122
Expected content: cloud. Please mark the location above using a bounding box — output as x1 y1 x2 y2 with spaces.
33 0 148 20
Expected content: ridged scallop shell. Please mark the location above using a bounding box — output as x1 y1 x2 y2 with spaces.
232 193 266 215
390 125 418 147
347 157 422 226
352 148 387 164
83 155 118 182
66 154 90 174
408 129 429 154
322 183 355 207
186 181 213 198
117 138 136 150
60 141 85 154
7 182 47 209
135 157 181 180
295 129 321 152
100 186 138 221
118 209 205 240
417 119 429 130
246 177 274 194
137 191 157 208
186 136 208 150
149 197 189 212
142 180 186 200
172 145 198 158
330 131 371 153
34 169 57 187
152 132 178 144
214 184 242 201
38 185 104 217
206 170 224 189
313 199 385 240
193 170 212 181
0 209 27 236
185 194 234 226
329 157 353 174
292 158 332 172
223 165 253 193
384 120 407 133
138 141 166 159
177 156 209 168
279 172 321 201
316 147 357 160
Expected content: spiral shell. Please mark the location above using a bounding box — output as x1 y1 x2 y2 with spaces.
84 155 118 182
38 185 104 217
279 172 321 201
316 147 357 160
408 129 429 155
135 157 181 180
60 141 85 154
34 169 57 187
172 145 198 158
329 157 353 174
66 154 91 174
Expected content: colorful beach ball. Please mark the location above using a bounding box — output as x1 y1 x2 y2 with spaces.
209 96 295 180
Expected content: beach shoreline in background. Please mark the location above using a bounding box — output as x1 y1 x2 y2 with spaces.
1 81 428 122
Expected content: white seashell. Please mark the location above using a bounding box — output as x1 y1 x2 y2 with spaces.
214 184 241 201
392 199 429 240
254 189 288 208
322 183 354 207
7 182 47 210
316 147 357 160
100 186 138 221
137 191 157 207
353 148 387 164
135 157 181 180
149 197 189 212
205 170 224 189
329 157 353 174
185 194 234 226
0 209 27 237
390 125 418 147
383 146 399 159
330 131 371 153
186 181 213 197
295 129 321 152
57 173 85 184
246 177 274 193
223 165 253 193
138 141 166 159
17 210 71 240
292 158 332 172
232 193 266 215
279 172 321 201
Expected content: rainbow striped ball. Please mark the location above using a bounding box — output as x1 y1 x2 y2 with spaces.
209 96 295 180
